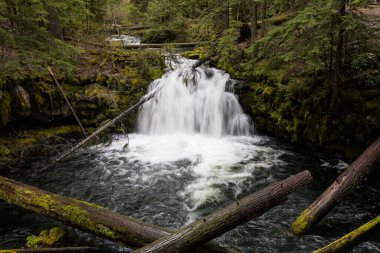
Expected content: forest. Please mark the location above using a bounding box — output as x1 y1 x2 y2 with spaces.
0 0 379 252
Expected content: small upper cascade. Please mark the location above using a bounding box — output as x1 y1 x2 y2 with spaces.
137 57 251 137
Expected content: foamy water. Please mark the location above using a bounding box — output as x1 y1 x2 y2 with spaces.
91 57 287 220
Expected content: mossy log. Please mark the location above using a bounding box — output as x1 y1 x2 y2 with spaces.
0 247 99 253
313 215 380 253
291 137 380 235
122 42 211 49
0 176 238 253
133 170 313 253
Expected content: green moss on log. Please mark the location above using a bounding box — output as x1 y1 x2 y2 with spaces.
26 227 65 248
313 215 380 253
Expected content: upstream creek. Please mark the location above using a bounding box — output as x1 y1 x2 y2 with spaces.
0 55 379 253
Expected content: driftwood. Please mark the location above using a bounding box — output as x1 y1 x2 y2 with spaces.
0 176 237 253
54 89 160 163
0 247 100 253
313 215 380 253
291 137 380 235
47 66 87 138
133 170 313 253
123 42 211 49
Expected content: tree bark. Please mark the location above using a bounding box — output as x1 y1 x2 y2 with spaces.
331 0 346 110
312 215 380 253
291 137 380 235
260 0 267 38
250 2 258 44
132 171 313 253
0 176 237 253
0 247 100 253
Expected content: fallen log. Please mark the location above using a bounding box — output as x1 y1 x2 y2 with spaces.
54 88 161 163
0 176 237 253
0 247 100 253
192 54 217 70
48 66 88 138
133 170 313 253
291 137 380 235
123 42 211 49
247 14 290 28
313 215 380 253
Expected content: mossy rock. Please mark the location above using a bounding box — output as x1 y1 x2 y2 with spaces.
0 144 11 157
26 227 65 249
0 90 11 128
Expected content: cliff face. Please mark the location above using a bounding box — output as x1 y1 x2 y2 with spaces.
238 79 379 161
0 48 165 171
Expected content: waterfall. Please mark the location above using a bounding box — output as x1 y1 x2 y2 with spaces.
137 58 251 136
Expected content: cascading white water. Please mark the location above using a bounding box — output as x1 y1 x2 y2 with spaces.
137 58 251 136
91 56 286 221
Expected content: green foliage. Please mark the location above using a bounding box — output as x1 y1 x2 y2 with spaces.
216 27 242 76
142 0 188 43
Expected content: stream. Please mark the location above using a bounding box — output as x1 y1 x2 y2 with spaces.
0 56 379 253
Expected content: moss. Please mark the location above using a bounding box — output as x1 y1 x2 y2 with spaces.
0 90 11 128
150 68 163 80
313 215 380 253
0 144 11 157
262 87 274 96
26 227 65 248
291 208 314 235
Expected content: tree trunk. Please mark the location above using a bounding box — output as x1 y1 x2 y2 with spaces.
250 2 258 44
133 171 313 253
313 215 380 253
0 176 237 253
331 0 346 110
225 1 230 29
260 0 267 38
291 137 380 235
4 0 17 28
47 66 87 138
0 247 100 253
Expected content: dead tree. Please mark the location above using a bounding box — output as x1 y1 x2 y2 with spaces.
47 66 87 138
0 176 237 253
313 215 380 253
133 171 313 253
291 137 380 235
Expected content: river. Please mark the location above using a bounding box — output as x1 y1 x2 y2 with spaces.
0 56 379 253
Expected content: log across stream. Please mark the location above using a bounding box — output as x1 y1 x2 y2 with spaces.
0 57 379 252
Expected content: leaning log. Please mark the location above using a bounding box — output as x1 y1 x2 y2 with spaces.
313 215 380 253
0 247 99 253
0 176 236 253
55 88 161 163
192 54 217 70
133 170 313 253
123 42 211 49
48 66 88 138
291 137 380 235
